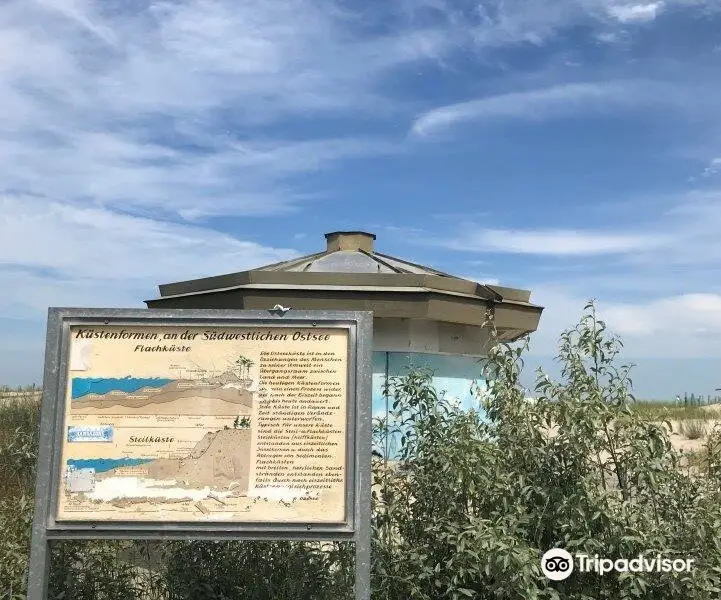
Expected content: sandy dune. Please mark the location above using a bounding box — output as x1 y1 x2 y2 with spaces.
145 428 252 492
72 384 253 415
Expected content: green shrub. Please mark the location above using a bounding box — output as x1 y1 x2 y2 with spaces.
0 396 40 501
372 301 721 599
6 302 721 599
0 395 40 600
0 495 33 600
162 540 353 600
48 541 150 600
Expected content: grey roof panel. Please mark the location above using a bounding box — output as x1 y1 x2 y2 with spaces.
289 251 395 273
253 248 459 277
148 231 544 334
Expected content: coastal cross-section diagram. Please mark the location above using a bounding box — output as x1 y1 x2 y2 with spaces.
57 325 349 524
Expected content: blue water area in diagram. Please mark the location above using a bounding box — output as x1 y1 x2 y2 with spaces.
71 377 172 399
66 458 154 473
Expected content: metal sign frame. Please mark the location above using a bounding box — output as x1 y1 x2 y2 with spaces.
27 307 373 600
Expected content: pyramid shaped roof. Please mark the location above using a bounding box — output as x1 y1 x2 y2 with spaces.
146 231 543 340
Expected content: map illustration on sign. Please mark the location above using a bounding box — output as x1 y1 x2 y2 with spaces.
70 369 254 415
57 327 349 523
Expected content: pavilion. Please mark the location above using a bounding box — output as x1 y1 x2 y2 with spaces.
146 231 543 411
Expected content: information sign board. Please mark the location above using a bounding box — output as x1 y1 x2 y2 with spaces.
27 308 372 600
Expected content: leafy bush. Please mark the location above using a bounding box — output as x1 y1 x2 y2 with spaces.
48 541 152 600
162 540 353 600
0 495 34 600
0 396 40 500
5 303 721 599
372 302 721 599
0 395 40 600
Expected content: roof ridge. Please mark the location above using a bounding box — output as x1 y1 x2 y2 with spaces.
356 249 407 273
259 250 327 272
374 251 454 277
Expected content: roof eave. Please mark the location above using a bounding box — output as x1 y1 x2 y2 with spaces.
157 270 517 300
148 282 541 308
144 287 543 332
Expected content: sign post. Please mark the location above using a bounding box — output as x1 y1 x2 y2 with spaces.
27 308 372 600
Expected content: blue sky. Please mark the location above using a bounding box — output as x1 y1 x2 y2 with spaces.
2 0 721 399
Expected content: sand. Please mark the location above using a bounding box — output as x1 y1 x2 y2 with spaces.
146 428 252 492
72 385 253 415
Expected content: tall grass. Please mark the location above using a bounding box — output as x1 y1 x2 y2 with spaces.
680 420 708 440
0 393 40 501
0 391 40 599
0 393 40 433
629 400 721 422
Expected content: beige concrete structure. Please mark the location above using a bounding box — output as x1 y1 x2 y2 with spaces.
146 231 543 356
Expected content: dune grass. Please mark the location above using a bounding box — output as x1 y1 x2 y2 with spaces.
628 400 721 422
679 420 709 440
0 391 41 501
0 393 40 429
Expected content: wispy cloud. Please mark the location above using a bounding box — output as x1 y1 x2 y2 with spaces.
607 2 666 23
701 157 721 177
424 185 721 359
1 0 721 387
0 0 433 320
520 285 721 360
0 0 436 222
431 188 721 264
399 0 717 52
410 80 675 137
0 195 298 318
603 293 721 336
1 0 713 221
437 228 669 256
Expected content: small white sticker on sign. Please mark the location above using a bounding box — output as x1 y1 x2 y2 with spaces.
66 468 96 493
68 425 113 443
69 339 93 371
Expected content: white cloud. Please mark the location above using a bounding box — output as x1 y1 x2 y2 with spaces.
424 188 721 265
0 0 441 328
701 157 721 177
410 81 673 137
459 276 502 286
519 286 721 360
0 0 422 222
0 131 395 219
607 2 665 23
0 195 297 318
441 228 668 256
603 294 721 336
0 0 720 388
398 0 716 51
596 31 622 43
0 0 714 215
428 186 721 362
